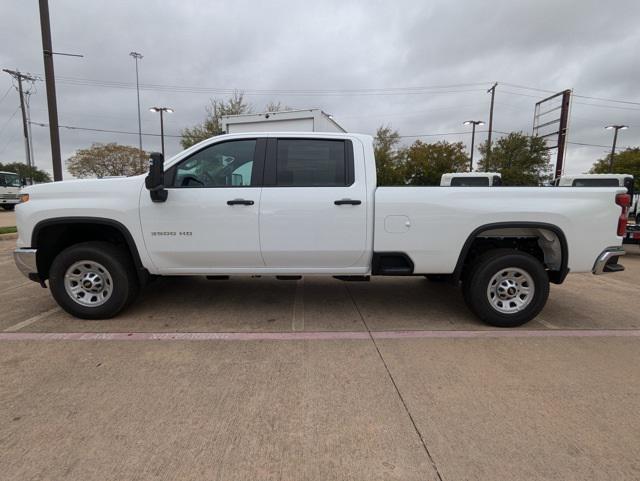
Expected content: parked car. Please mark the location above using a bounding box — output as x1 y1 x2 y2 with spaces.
14 133 629 327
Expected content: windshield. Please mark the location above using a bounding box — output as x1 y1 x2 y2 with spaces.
0 172 21 188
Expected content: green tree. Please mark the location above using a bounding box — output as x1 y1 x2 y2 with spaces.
590 147 640 190
402 140 469 186
67 143 147 178
373 125 404 185
180 92 252 149
0 162 51 183
478 132 552 186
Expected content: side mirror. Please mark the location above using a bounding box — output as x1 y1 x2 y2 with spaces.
145 152 168 202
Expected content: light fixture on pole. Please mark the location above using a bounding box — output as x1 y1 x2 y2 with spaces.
604 125 628 173
129 51 143 170
463 120 484 172
149 107 173 158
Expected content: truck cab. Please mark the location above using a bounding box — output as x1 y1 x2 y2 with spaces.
0 171 22 210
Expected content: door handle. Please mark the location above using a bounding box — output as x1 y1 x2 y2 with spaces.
334 199 361 205
227 199 254 206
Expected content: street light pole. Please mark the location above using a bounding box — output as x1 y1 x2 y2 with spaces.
129 52 143 170
149 107 173 158
605 125 628 173
463 120 484 172
486 82 498 169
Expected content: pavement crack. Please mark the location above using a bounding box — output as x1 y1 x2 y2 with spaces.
345 284 445 481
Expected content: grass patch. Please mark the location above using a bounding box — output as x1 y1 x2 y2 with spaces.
0 226 17 235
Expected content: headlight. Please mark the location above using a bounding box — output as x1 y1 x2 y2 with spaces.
19 194 29 203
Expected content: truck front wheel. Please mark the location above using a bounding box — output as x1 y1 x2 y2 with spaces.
463 249 549 327
49 242 139 319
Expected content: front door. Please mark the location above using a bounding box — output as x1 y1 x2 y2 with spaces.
259 137 368 269
139 138 265 272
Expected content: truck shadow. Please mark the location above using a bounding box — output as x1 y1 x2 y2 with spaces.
125 276 482 332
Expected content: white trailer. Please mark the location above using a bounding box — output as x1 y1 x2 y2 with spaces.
222 109 346 134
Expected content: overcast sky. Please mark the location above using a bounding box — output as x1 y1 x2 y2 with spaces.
1 0 639 178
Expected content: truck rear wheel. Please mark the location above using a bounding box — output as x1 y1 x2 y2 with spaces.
462 249 549 327
49 242 139 319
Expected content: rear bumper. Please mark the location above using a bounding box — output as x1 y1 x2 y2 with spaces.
13 248 39 281
592 247 626 275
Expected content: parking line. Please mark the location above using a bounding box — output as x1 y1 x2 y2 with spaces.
2 307 61 332
1 328 640 341
535 318 559 329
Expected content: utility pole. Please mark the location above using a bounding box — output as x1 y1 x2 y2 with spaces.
149 107 174 158
129 52 144 171
463 120 484 172
39 0 63 181
2 69 38 169
486 82 498 170
605 125 628 173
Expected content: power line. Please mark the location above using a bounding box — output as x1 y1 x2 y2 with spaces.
0 85 14 106
47 76 492 96
567 141 631 150
0 107 20 139
29 120 182 138
501 81 640 107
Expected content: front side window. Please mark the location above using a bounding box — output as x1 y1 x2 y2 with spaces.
276 139 346 187
173 139 256 187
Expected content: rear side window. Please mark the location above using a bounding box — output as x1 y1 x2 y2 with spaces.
450 177 490 187
572 178 619 187
275 139 349 187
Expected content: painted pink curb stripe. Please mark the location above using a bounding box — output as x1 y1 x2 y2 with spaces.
1 329 640 341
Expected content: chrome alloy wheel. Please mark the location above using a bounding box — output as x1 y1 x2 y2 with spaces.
486 267 535 314
64 260 114 307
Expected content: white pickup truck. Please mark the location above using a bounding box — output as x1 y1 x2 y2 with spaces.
13 133 630 327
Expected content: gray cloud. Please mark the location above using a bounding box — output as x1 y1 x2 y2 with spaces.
1 0 639 177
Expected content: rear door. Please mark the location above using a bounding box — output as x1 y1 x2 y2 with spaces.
259 137 368 268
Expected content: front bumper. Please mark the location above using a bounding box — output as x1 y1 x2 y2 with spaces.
13 248 39 281
592 247 626 275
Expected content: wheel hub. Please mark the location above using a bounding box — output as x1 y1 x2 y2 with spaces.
487 267 535 314
64 260 114 307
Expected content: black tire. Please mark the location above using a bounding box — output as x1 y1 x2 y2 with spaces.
462 249 549 327
1 204 15 211
424 274 451 282
49 241 139 319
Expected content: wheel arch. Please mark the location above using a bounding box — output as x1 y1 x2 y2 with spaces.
31 217 147 284
453 221 569 285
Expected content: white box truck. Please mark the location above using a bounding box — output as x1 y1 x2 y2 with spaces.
222 109 345 134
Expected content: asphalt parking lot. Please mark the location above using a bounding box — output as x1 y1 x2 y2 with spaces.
1 217 640 480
